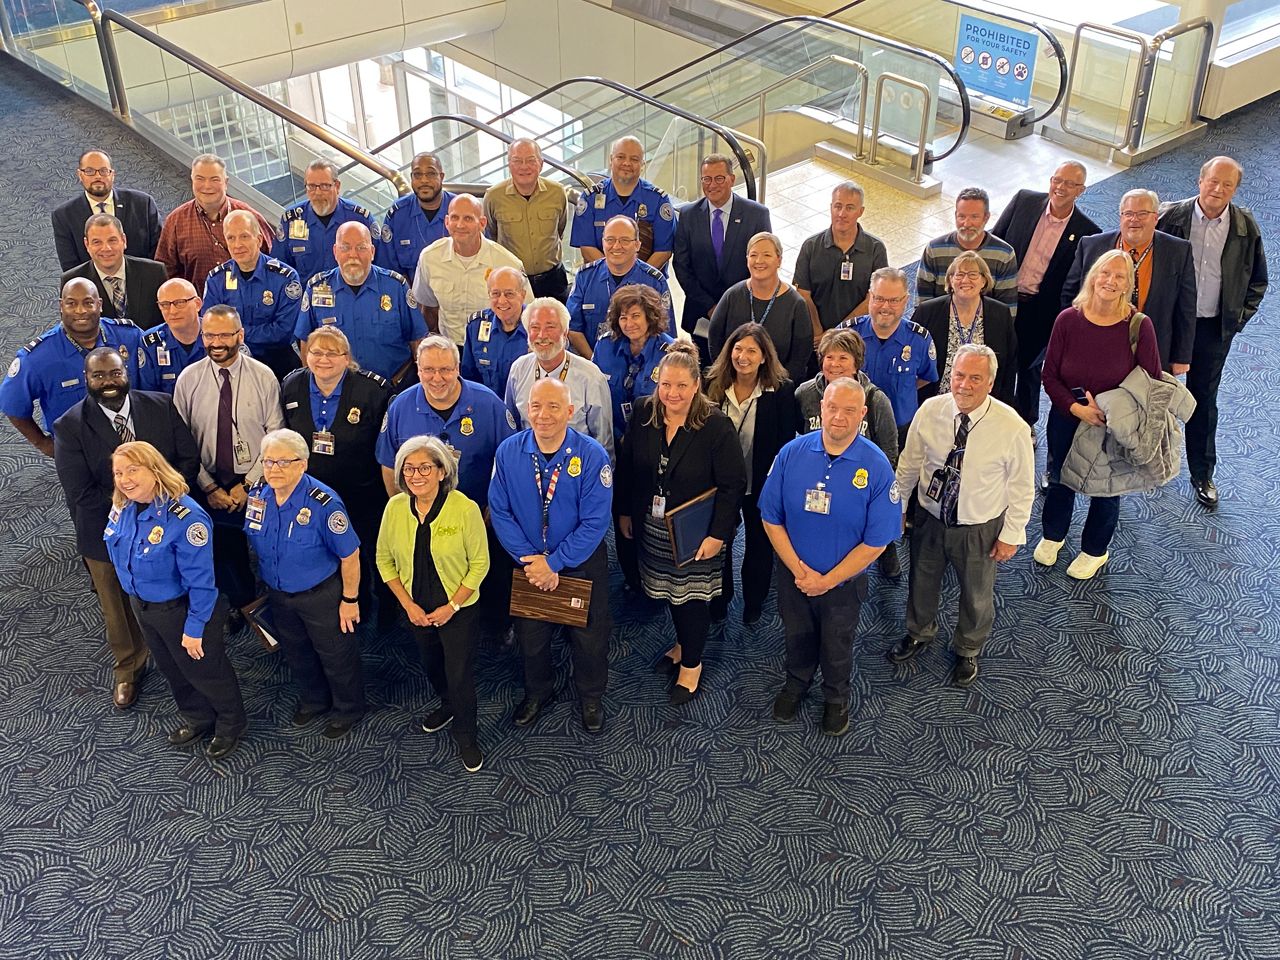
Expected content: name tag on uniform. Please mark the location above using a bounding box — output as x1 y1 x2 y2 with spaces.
840 261 854 281
478 320 492 342
61 378 79 388
289 220 309 240
245 496 266 523
233 437 252 466
225 273 238 290
156 346 171 366
650 495 666 519
621 401 633 423
312 430 335 455
804 488 831 514
285 401 299 410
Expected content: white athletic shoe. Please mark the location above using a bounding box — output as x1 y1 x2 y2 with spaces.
1066 551 1109 580
1033 538 1064 566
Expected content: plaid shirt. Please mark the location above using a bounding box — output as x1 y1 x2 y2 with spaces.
155 198 274 285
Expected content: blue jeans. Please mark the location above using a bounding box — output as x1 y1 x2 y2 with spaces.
1041 408 1120 556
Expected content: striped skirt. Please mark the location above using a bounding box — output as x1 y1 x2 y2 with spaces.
638 514 722 604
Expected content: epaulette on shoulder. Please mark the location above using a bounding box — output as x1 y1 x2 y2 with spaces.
265 259 295 276
104 316 137 328
142 330 163 347
904 319 929 337
351 203 372 219
307 271 331 286
639 262 663 279
206 260 232 281
467 309 486 326
284 206 305 219
169 501 191 519
357 369 387 388
385 270 408 286
308 487 333 506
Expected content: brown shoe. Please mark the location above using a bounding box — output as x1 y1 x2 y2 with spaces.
113 681 138 709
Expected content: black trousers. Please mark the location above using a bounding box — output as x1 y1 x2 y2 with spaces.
348 505 393 616
528 263 569 303
1013 291 1058 427
205 497 256 609
269 574 366 722
719 493 773 617
131 594 246 737
412 603 479 745
1185 315 1233 483
516 543 611 703
480 521 514 628
670 599 712 668
776 567 867 705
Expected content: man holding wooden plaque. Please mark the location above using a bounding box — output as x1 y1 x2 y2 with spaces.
488 378 614 733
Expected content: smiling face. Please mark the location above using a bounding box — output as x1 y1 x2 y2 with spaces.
954 198 989 248
334 222 374 286
508 141 543 194
657 362 697 420
305 336 348 385
417 346 461 407
411 155 444 206
1090 255 1131 308
446 196 486 252
527 378 573 445
1197 158 1240 220
700 159 734 207
401 448 441 499
1048 163 1086 213
86 351 129 407
526 306 567 363
191 160 227 212
488 268 526 327
868 276 909 334
112 454 157 504
602 218 640 273
609 138 644 192
304 168 340 217
731 335 765 381
747 237 780 282
85 222 126 273
822 348 856 381
60 278 103 343
1118 194 1158 248
618 303 650 345
950 351 994 414
201 310 243 366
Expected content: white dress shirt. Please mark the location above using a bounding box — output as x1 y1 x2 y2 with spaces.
503 350 615 462
412 237 533 345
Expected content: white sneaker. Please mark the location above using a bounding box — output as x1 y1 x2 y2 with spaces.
1067 551 1109 580
1033 538 1064 566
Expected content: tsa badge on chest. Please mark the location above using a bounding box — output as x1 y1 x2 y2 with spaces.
297 507 312 526
852 468 868 489
262 290 274 306
147 525 164 544
460 417 474 436
568 456 582 478
380 294 392 312
347 407 361 425
901 345 911 361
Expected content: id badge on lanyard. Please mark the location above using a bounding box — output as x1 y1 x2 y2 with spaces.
312 430 335 455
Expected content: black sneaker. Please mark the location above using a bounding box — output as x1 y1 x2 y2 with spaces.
952 656 979 687
822 702 849 736
772 688 803 722
420 708 454 733
459 742 483 773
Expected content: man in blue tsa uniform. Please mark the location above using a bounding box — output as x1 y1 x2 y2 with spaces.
488 377 614 734
376 335 515 509
137 278 207 394
570 136 675 272
272 160 377 283
838 266 938 444
375 152 456 285
2 276 142 455
295 222 427 384
202 209 303 380
567 215 675 357
759 376 900 737
460 265 529 396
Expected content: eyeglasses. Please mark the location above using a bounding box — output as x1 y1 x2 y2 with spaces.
202 331 240 342
1049 176 1084 189
509 157 541 167
418 366 457 377
158 295 199 310
308 350 347 360
602 237 638 246
951 271 983 281
869 294 908 305
700 175 729 186
305 182 337 192
263 457 303 469
1120 210 1156 220
79 166 114 176
402 463 438 476
336 243 374 254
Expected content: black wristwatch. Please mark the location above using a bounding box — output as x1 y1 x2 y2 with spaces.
341 595 359 603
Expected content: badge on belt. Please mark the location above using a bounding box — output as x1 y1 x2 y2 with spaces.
312 430 335 455
147 525 165 544
262 290 274 306
380 294 392 312
245 496 266 523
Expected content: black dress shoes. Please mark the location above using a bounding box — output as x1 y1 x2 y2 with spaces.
292 704 326 727
113 681 138 710
206 735 240 760
887 635 928 663
1193 478 1219 509
822 702 850 737
952 656 979 687
167 724 208 747
652 653 680 677
772 688 803 722
226 608 247 637
323 718 358 740
581 700 604 733
513 697 548 728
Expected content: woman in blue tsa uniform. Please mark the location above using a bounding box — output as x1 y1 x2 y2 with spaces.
244 429 366 739
617 341 746 706
105 441 246 760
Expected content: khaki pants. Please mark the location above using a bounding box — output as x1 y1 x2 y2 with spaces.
84 557 148 683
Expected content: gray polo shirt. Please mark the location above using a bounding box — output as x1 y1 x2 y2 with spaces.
793 226 890 330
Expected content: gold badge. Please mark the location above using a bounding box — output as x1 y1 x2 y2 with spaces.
262 290 274 306
459 416 474 436
118 344 129 362
901 345 912 361
347 407 361 425
852 468 868 489
297 507 312 526
568 456 582 477
147 525 164 544
380 294 392 312
651 367 660 382
637 203 648 219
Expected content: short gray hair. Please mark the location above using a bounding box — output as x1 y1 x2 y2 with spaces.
1120 188 1159 212
191 154 226 172
393 435 457 497
224 209 260 235
832 180 865 204
747 231 783 258
523 297 571 334
870 266 910 290
260 428 310 462
306 158 339 179
416 334 459 365
952 343 997 381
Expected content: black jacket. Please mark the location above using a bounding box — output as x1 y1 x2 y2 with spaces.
616 398 746 542
913 295 1018 409
713 379 796 495
61 256 169 331
51 187 165 272
53 390 199 562
672 195 772 332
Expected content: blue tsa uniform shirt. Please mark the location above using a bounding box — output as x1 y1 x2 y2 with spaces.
592 332 673 441
103 495 218 637
758 431 900 576
136 326 207 394
272 196 377 283
375 190 457 284
570 178 676 265
0 318 142 427
376 378 516 509
567 259 676 352
843 316 939 427
460 309 529 397
203 255 303 354
295 265 427 381
244 475 360 592
488 427 613 570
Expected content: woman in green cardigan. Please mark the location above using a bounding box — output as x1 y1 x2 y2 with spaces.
376 435 489 772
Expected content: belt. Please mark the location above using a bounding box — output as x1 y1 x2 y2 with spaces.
132 595 185 610
273 571 339 599
1195 315 1220 322
528 263 566 282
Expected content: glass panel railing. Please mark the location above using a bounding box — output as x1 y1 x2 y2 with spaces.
2 0 111 105
1060 24 1144 149
1138 21 1213 150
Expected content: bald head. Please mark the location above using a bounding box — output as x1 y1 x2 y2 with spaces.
609 136 645 191
157 277 202 334
447 194 486 254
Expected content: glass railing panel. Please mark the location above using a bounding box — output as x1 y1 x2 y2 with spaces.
1061 28 1142 147
1140 30 1208 148
3 0 110 103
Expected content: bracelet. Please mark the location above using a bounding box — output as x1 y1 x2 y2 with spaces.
449 601 461 612
341 595 359 604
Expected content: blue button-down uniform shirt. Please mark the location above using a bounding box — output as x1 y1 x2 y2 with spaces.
203 254 303 353
460 308 529 397
273 196 377 283
103 495 217 636
309 370 346 431
567 259 675 351
295 265 426 381
842 315 939 427
244 473 360 592
488 427 613 571
591 331 673 441
135 325 206 394
570 177 676 265
375 190 457 283
376 378 516 508
1 318 143 427
758 431 900 576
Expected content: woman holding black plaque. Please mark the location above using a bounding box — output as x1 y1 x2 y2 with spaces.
617 341 745 705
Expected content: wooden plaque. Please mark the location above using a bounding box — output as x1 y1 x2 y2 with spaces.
509 571 593 628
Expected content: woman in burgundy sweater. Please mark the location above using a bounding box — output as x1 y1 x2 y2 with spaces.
1036 249 1162 579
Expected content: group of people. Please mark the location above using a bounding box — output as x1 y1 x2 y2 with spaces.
0 136 1266 772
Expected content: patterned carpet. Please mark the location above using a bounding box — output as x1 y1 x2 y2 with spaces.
1 52 1278 960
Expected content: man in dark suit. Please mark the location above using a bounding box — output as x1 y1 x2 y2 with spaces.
52 150 164 271
1062 189 1196 373
1157 156 1268 509
52 347 200 710
60 214 168 331
673 153 772 364
992 162 1101 426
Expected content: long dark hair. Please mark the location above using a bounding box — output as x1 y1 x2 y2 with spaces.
644 340 714 431
705 323 787 403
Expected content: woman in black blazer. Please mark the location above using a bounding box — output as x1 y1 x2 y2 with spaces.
914 250 1018 408
617 341 746 705
704 323 796 625
281 326 391 618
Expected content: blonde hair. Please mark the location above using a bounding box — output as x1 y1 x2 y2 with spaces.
944 250 993 295
1073 249 1135 312
305 327 359 372
111 441 189 508
644 340 713 431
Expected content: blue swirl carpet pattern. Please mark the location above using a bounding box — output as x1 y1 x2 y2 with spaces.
0 53 1277 960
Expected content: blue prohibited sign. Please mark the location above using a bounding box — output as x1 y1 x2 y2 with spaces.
954 14 1039 108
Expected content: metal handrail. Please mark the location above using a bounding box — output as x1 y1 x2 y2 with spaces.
340 113 596 192
867 73 932 183
642 14 972 161
1145 18 1214 141
71 2 409 196
1060 22 1150 151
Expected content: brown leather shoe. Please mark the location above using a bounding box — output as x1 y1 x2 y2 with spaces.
113 681 138 709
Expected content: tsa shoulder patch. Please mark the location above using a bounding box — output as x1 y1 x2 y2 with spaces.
6 357 18 378
328 511 350 535
186 522 209 547
285 280 303 301
599 464 613 488
506 409 517 430
889 480 901 504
